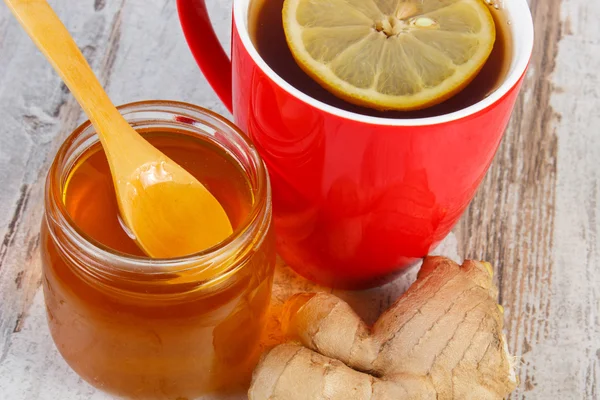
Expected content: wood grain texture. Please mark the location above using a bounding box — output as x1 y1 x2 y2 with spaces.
456 0 600 398
0 0 598 399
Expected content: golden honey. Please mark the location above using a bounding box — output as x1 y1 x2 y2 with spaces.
41 101 275 399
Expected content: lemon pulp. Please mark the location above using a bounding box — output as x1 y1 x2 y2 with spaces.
282 0 496 111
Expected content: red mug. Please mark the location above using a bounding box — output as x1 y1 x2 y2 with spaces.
178 0 534 289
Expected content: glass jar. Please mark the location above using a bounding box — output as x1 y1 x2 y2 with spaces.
41 101 275 399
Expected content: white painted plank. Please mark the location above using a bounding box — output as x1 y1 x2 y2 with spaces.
519 0 600 397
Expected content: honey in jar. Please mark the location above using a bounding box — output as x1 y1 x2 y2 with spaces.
41 101 275 399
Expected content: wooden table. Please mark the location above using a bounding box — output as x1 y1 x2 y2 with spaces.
0 0 597 399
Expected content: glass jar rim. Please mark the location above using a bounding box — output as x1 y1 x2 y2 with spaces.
45 100 271 279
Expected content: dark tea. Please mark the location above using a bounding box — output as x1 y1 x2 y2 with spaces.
248 0 513 118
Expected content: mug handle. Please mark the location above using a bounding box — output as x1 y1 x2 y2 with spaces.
177 0 233 112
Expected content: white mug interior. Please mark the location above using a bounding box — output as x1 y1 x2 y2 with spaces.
233 0 534 127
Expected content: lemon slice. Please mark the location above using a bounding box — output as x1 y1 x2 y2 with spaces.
282 0 496 111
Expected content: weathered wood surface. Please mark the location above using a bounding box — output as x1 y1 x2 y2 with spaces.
0 0 597 399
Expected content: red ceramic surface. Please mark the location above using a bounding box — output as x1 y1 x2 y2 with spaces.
177 0 534 289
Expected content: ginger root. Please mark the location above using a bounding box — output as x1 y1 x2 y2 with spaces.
249 256 517 399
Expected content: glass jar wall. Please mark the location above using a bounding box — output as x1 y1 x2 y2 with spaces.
41 101 275 399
